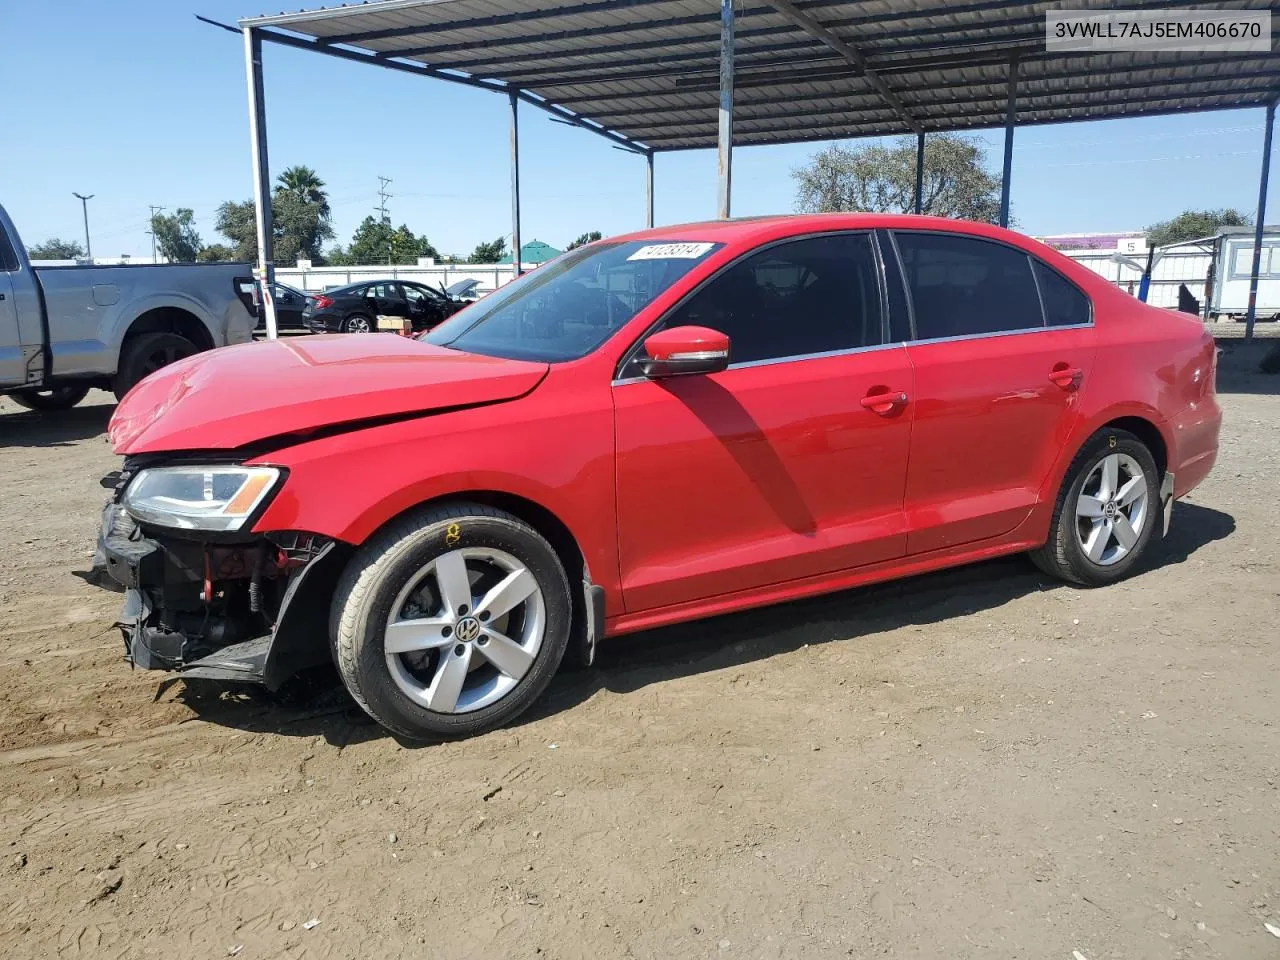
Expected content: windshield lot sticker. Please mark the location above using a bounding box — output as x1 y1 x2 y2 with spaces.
627 243 715 261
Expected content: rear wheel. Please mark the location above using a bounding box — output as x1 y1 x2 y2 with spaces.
113 332 199 400
342 314 374 333
331 504 572 741
9 384 90 411
1031 428 1161 586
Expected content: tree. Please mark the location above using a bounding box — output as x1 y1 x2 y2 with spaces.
214 190 335 265
792 133 1004 224
196 243 235 262
339 217 439 265
469 237 508 264
150 208 202 263
1146 209 1251 248
214 200 257 261
277 165 331 218
566 231 603 250
26 238 84 260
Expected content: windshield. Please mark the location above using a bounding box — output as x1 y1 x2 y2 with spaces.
424 240 722 362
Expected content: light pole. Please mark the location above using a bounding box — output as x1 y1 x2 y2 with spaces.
72 192 94 258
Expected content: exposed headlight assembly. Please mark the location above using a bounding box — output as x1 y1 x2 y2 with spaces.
123 466 282 532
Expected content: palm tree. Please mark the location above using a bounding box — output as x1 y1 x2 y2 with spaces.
276 165 330 218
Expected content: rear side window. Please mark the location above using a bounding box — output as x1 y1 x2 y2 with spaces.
893 232 1043 340
1033 260 1092 326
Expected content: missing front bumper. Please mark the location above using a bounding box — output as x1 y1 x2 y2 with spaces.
100 507 343 688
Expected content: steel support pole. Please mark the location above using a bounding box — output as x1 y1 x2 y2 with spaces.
509 91 523 277
999 56 1018 229
645 150 655 228
913 132 925 214
1245 100 1275 341
716 0 734 219
243 27 278 338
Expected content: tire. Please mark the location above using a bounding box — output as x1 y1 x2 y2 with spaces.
1031 428 1162 587
331 503 572 741
10 384 90 411
342 314 375 334
113 332 199 401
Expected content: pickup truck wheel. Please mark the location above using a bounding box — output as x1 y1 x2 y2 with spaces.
113 332 198 400
10 384 90 411
331 504 572 742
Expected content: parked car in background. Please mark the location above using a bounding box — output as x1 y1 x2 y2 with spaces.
303 280 465 333
445 278 486 303
254 282 311 332
0 202 256 410
98 214 1220 742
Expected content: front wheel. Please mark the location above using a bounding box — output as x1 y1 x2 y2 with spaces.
9 384 90 411
1031 428 1161 586
331 504 572 741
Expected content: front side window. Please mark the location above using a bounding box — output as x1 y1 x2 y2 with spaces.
1033 260 1092 327
893 232 1043 340
425 240 721 362
648 233 883 366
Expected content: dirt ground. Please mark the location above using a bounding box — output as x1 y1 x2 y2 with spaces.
0 342 1277 960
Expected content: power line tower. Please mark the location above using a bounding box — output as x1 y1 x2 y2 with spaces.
147 205 165 262
377 176 393 265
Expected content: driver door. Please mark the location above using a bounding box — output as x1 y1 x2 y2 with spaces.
612 233 915 613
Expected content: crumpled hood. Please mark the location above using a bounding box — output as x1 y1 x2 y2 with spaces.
109 335 548 454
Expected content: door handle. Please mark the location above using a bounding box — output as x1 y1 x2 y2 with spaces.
861 391 908 415
1049 365 1083 390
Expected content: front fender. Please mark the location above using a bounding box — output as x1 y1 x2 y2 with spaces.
247 390 620 610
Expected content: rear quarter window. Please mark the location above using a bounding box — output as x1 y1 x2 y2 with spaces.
1032 260 1092 326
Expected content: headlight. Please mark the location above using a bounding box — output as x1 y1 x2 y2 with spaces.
123 466 282 532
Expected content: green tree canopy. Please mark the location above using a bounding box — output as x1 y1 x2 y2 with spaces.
26 238 85 260
214 200 257 262
469 237 508 264
1146 209 1251 248
566 231 603 250
214 189 336 264
792 133 1004 224
196 243 235 262
277 166 331 218
150 208 202 263
332 217 440 265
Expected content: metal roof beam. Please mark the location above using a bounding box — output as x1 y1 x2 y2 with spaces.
640 84 1280 147
198 18 650 155
323 0 676 44
503 38 829 84
756 0 919 133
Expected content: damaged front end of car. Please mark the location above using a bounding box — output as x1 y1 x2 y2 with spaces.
95 458 349 689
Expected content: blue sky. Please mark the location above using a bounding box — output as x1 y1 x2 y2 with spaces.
1 0 1276 259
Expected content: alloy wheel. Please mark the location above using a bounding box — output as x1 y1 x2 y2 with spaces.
1075 452 1149 566
383 548 546 714
346 316 372 333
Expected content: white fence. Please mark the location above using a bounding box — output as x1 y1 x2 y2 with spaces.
275 262 521 296
1062 247 1212 310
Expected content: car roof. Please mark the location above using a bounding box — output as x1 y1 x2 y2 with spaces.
605 213 1022 248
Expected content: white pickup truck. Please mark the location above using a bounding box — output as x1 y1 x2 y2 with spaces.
0 202 257 411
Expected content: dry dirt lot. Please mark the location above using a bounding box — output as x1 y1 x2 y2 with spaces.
0 343 1277 960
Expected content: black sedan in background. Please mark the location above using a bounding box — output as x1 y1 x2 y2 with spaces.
253 282 312 331
303 280 466 333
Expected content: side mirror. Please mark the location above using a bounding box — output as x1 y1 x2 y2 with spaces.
640 325 730 378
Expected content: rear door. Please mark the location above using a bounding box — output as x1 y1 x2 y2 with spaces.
613 232 915 612
887 230 1096 555
0 223 27 388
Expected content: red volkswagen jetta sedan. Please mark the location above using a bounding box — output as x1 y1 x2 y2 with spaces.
101 214 1221 740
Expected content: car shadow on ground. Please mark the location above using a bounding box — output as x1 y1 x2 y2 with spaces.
0 403 114 448
171 501 1235 748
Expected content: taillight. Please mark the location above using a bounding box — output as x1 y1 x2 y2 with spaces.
312 295 333 310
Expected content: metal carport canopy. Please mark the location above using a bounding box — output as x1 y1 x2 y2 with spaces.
234 0 1280 337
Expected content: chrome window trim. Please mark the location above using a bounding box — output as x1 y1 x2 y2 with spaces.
904 321 1095 349
612 339 903 387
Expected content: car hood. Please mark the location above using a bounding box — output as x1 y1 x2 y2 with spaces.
109 336 548 454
